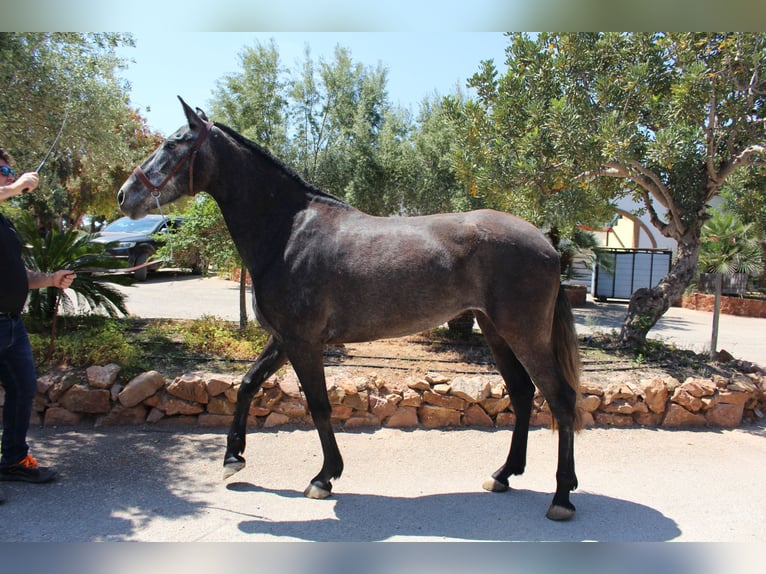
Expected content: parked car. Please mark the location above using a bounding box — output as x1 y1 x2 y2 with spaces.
90 215 184 281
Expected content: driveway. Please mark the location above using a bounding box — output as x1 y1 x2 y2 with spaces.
2 425 765 545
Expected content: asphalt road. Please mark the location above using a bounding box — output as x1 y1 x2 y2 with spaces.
2 424 765 545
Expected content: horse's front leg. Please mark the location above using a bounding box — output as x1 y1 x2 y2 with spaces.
223 336 287 479
286 342 343 499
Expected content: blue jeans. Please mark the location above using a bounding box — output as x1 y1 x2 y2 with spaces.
0 315 38 467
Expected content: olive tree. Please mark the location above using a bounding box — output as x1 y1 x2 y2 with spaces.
455 32 766 347
0 32 154 228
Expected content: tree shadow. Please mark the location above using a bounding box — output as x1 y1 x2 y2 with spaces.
0 427 221 541
573 300 628 333
232 483 681 542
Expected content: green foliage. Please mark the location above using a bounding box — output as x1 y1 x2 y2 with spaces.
14 211 131 320
208 40 474 218
448 32 766 345
699 210 764 277
720 170 766 240
409 95 484 215
211 39 289 154
25 315 271 374
180 315 270 360
0 33 160 228
26 315 139 371
451 32 766 247
557 227 604 281
447 34 617 237
155 193 237 272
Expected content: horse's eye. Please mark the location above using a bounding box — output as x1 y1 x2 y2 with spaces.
165 140 176 150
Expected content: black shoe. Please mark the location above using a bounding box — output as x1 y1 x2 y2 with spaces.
0 454 58 483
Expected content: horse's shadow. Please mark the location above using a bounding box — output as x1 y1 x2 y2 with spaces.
228 482 681 542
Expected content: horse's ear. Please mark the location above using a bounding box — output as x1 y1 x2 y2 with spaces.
195 107 209 121
178 96 205 129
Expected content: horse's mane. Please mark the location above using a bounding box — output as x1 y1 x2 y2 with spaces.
213 122 352 209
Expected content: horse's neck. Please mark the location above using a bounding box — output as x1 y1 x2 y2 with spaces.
210 134 348 280
213 176 309 281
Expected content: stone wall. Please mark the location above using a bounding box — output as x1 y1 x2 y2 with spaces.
6 363 763 431
680 293 766 318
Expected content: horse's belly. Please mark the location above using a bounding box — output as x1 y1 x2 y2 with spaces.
328 315 457 344
326 288 474 344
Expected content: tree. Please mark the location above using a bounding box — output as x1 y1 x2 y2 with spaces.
0 33 155 228
211 39 289 157
157 193 240 275
412 94 483 215
720 170 766 242
698 210 764 358
454 32 766 347
342 70 391 214
288 44 393 209
699 211 764 280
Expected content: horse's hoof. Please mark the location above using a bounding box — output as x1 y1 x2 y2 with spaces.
482 478 509 493
304 482 332 499
546 504 576 521
222 454 246 480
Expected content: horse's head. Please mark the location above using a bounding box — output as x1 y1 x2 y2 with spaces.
118 97 213 219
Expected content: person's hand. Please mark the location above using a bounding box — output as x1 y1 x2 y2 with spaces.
13 172 39 195
51 270 76 289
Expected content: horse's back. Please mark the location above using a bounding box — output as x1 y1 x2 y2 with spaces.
334 208 556 261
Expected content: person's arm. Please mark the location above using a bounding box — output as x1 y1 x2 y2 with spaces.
0 172 39 203
27 269 76 290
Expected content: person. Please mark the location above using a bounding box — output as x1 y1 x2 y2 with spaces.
0 147 76 498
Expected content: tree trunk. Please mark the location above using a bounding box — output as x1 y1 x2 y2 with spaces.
619 235 699 348
710 272 722 360
238 265 248 331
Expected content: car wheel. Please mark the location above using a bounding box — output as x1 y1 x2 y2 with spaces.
133 252 150 281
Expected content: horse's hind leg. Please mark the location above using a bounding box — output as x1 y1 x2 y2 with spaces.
223 336 288 479
285 342 343 499
475 313 535 493
506 342 579 521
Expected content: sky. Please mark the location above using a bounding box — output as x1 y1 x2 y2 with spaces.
118 32 509 136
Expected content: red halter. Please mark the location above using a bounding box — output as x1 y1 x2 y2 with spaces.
132 120 213 198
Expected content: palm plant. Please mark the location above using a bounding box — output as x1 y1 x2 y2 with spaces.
15 212 132 322
558 227 601 283
698 210 764 359
699 211 764 280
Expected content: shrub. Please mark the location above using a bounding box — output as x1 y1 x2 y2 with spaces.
181 315 270 360
27 315 139 371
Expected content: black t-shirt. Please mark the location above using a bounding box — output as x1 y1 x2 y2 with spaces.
0 213 29 314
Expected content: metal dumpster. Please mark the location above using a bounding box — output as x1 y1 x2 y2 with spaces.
592 248 672 301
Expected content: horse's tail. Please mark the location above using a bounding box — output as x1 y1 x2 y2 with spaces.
552 287 583 431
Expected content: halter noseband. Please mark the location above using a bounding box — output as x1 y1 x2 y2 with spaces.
132 120 213 198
